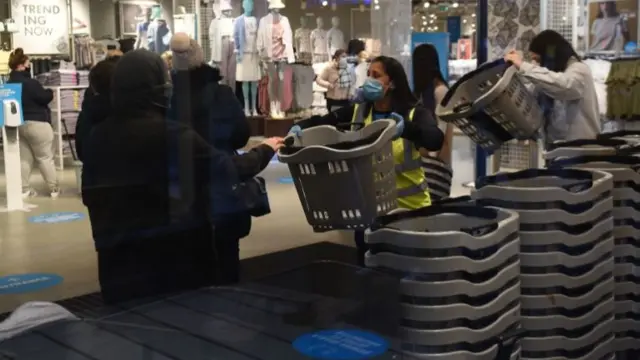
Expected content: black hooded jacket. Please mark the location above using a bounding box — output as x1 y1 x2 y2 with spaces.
76 88 111 162
81 50 223 249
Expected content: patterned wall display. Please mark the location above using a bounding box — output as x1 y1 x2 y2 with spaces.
487 0 541 170
487 0 540 60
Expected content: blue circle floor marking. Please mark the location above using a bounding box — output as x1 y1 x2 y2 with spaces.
29 212 85 224
278 177 294 184
0 273 63 295
293 329 389 360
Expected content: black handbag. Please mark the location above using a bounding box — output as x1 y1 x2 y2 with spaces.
233 176 271 217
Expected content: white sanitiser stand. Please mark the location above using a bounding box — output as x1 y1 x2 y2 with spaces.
2 99 24 212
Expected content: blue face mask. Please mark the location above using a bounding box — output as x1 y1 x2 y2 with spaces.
362 78 384 102
338 58 347 69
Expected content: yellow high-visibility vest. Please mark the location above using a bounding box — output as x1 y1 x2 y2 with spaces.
352 104 431 209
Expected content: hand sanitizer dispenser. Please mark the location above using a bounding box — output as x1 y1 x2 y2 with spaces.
3 99 21 127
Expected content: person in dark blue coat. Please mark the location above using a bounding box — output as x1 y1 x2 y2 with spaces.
7 48 58 198
169 33 279 284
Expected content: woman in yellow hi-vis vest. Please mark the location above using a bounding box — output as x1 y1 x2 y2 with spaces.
290 56 444 266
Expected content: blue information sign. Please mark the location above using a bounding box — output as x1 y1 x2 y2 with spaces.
293 329 388 360
0 83 23 127
447 16 462 43
0 273 63 294
29 212 85 224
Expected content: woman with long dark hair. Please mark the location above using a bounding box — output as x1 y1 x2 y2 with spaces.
412 43 453 201
505 30 600 147
591 1 626 52
290 55 444 265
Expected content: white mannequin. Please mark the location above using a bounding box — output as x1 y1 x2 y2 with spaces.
209 0 236 86
257 0 294 119
234 0 261 116
134 7 151 50
294 16 312 64
326 16 344 56
310 17 328 63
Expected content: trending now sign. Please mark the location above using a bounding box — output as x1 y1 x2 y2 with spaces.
11 0 70 55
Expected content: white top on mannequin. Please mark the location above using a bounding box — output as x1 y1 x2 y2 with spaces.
326 17 344 56
294 18 312 54
256 9 295 63
209 7 235 63
310 17 328 55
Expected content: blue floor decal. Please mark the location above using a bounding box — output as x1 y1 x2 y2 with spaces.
293 329 389 359
278 177 294 184
0 273 63 294
29 212 85 224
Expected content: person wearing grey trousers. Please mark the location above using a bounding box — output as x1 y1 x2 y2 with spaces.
7 48 59 198
18 121 59 198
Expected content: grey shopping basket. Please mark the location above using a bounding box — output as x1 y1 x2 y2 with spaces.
543 138 627 163
436 59 543 151
278 120 398 232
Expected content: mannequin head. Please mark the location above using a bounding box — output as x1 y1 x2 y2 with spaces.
300 16 307 27
331 16 339 28
269 0 285 13
242 0 254 15
150 5 162 20
220 0 232 17
316 17 324 29
142 7 151 22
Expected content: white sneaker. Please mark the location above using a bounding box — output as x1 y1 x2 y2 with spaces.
22 189 37 199
244 108 251 117
50 187 60 199
252 109 259 117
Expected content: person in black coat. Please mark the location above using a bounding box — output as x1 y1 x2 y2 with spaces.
169 33 278 284
7 48 58 198
75 56 120 163
82 48 282 304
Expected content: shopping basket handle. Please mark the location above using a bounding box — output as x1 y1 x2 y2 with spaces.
335 122 366 132
451 102 475 118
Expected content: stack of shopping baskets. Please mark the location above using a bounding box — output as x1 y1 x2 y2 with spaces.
548 155 640 359
472 169 616 360
278 120 398 232
364 198 522 360
436 59 543 151
543 139 627 164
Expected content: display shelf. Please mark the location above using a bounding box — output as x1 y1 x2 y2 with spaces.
264 117 299 137
45 85 88 171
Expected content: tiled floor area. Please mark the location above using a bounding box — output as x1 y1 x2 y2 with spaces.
0 136 476 314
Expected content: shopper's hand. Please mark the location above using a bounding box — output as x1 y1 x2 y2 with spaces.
263 137 285 151
390 112 405 139
288 124 303 137
504 50 523 69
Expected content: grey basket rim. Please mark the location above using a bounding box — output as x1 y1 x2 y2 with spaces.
435 65 517 121
277 119 397 163
473 169 613 193
364 206 519 238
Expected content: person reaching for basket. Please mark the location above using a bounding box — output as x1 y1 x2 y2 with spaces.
503 30 600 149
289 55 444 266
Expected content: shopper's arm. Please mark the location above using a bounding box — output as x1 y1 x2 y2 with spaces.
295 104 355 129
434 85 453 163
402 106 444 152
218 84 251 150
231 144 274 181
315 67 332 88
30 80 53 105
518 61 587 101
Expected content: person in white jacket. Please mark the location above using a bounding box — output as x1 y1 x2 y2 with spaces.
505 30 600 148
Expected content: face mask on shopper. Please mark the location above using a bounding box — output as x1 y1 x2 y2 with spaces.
362 78 385 101
338 57 348 69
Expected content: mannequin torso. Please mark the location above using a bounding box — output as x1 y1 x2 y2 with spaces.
326 18 344 56
257 10 294 63
295 26 311 54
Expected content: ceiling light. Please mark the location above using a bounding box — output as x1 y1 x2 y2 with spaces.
562 16 567 21
424 2 430 8
421 15 426 19
463 19 467 23
374 4 379 10
452 2 459 8
429 19 434 24
472 13 476 17
321 0 328 6
422 21 427 25
434 26 438 30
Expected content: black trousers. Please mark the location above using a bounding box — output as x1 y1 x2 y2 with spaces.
326 98 350 113
354 230 367 267
213 214 251 285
